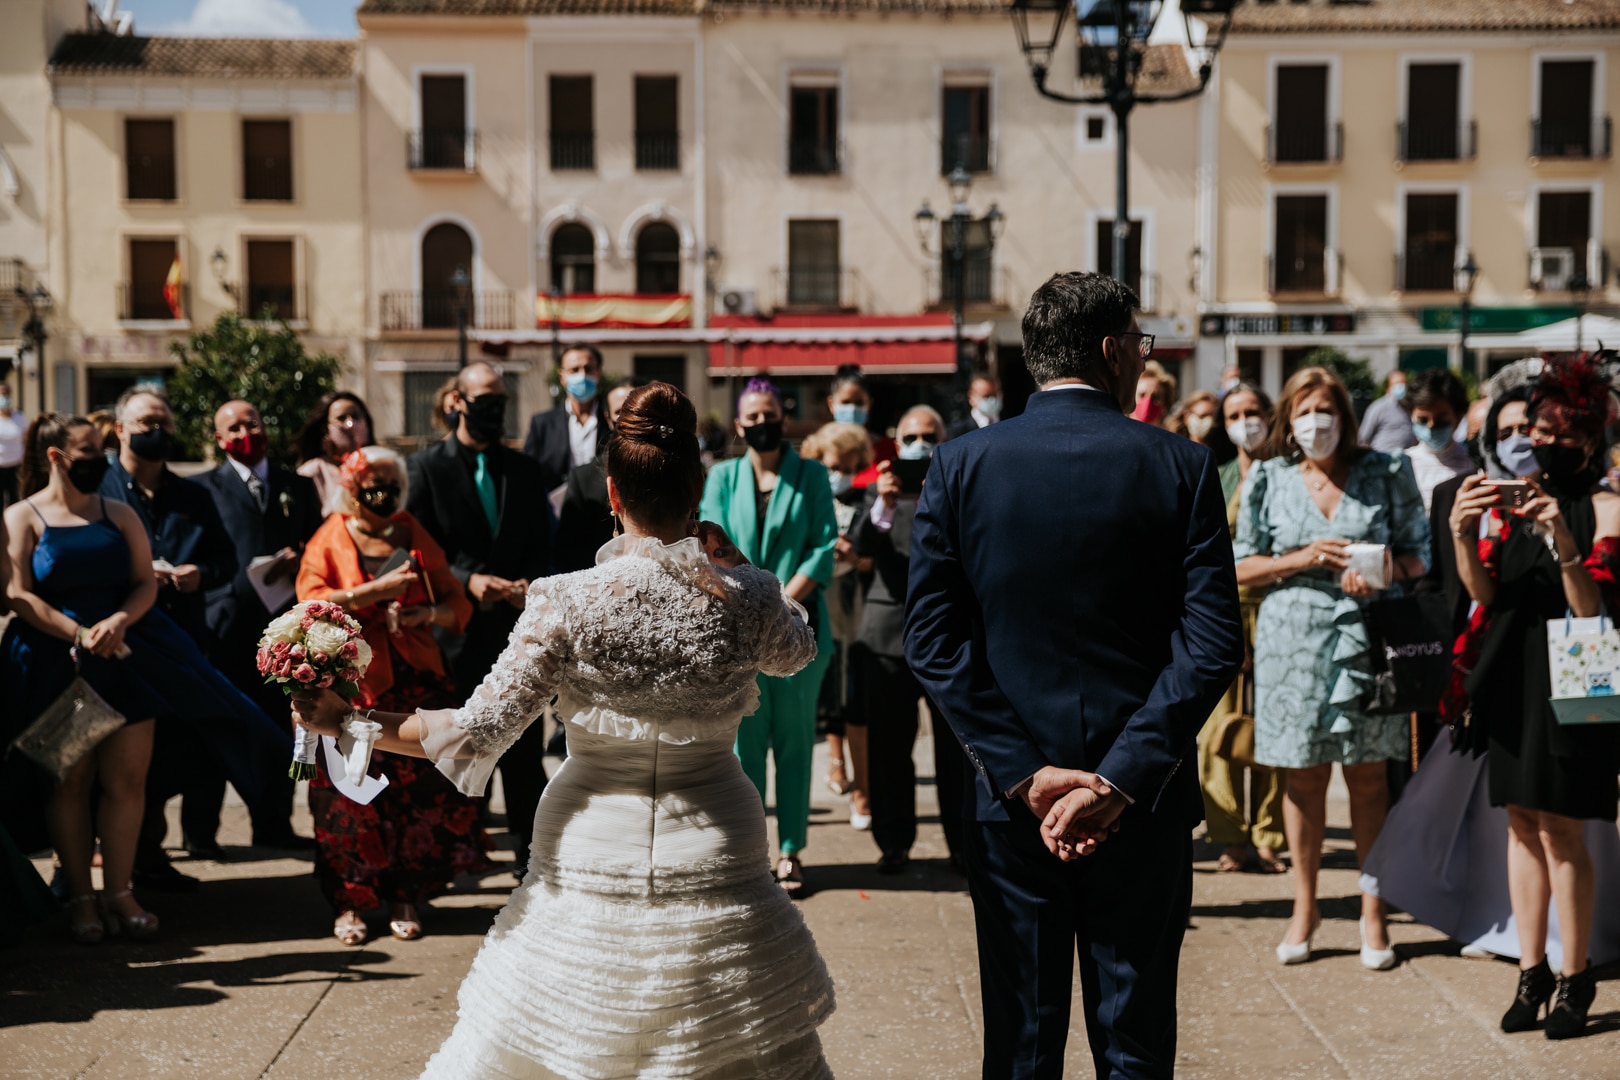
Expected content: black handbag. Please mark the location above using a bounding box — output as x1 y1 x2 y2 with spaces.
1361 592 1455 715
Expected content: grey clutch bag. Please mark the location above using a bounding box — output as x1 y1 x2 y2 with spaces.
9 675 126 781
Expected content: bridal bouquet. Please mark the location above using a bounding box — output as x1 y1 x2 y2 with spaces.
257 600 373 780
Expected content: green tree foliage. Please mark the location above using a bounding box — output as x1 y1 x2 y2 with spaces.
167 311 343 462
1302 346 1377 418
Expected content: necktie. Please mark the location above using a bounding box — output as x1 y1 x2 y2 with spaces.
246 471 265 510
474 452 500 534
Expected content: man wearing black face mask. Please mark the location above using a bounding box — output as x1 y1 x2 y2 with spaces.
408 360 555 877
98 386 241 882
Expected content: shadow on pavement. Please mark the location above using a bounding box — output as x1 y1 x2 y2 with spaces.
804 859 969 896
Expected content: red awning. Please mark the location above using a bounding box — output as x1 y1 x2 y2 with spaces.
705 313 993 377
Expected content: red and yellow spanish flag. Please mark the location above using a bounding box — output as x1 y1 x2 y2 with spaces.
163 254 183 320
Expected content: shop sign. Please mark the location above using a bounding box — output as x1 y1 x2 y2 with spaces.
1199 312 1356 336
1419 306 1578 333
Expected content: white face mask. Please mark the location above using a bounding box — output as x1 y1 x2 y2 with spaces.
1185 414 1216 441
1226 417 1267 453
1291 412 1341 461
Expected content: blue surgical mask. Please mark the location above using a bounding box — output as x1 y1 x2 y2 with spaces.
1497 433 1540 478
977 396 1002 419
898 437 935 461
828 471 854 497
832 403 868 427
1413 421 1455 452
1391 383 1407 401
565 374 598 402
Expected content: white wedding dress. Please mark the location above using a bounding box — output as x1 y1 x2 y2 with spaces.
413 536 835 1080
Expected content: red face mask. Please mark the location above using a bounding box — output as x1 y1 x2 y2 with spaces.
1132 395 1165 425
224 431 268 466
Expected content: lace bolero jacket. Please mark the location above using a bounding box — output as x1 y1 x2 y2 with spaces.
417 535 818 796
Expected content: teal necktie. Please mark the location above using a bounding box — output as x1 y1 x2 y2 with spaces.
474 452 500 534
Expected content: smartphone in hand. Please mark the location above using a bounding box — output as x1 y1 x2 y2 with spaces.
1485 479 1531 510
891 458 930 495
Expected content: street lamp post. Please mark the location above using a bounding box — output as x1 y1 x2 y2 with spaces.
916 166 1004 426
1455 252 1479 378
1570 266 1592 354
15 283 52 416
451 266 471 369
544 285 564 368
1010 0 1235 288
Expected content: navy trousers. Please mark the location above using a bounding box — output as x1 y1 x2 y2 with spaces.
966 804 1193 1080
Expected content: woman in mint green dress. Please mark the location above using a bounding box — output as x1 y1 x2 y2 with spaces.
1233 367 1430 971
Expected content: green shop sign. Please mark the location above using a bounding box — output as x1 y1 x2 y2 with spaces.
1420 306 1579 333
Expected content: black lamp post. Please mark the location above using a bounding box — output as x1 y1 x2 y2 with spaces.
1570 265 1592 354
1010 0 1234 290
543 285 564 368
916 165 1004 425
451 266 471 369
1455 252 1479 378
16 282 52 416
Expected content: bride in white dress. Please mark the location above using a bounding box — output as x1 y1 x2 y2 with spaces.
292 384 835 1079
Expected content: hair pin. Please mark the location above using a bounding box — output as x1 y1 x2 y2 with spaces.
657 424 673 440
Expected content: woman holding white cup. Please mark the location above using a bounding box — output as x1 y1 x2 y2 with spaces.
1233 366 1430 971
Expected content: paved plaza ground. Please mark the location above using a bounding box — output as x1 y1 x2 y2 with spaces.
3 725 1618 1080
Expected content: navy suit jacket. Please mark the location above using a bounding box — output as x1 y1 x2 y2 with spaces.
522 402 609 494
904 387 1243 824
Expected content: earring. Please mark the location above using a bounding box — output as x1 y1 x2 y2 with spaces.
612 512 623 537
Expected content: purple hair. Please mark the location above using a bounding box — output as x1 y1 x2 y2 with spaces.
737 377 782 418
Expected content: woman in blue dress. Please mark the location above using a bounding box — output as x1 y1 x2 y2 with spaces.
1233 367 1430 971
3 414 288 943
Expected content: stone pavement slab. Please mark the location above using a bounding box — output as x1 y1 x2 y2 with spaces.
4 723 1619 1079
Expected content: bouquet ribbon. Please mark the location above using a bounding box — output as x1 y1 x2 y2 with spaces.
318 717 389 806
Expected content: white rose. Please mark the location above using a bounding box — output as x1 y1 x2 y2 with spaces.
303 620 350 659
351 638 373 673
260 608 304 647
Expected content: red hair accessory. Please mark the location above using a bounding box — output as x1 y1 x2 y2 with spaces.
1530 351 1618 440
338 450 374 493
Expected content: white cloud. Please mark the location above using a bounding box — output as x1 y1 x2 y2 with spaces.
167 0 315 37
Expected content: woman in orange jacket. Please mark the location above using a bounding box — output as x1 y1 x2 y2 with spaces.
296 446 486 946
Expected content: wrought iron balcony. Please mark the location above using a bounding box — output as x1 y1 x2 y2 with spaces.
1266 121 1343 165
1531 117 1612 160
1266 250 1341 296
1397 119 1476 163
772 266 858 310
940 134 991 175
117 282 189 322
408 129 478 171
788 139 840 176
926 262 1008 308
1395 246 1462 292
550 133 595 171
239 282 307 323
379 289 515 332
635 131 680 171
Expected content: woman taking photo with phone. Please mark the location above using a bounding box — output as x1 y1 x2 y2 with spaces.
1233 366 1429 971
295 446 485 946
700 378 837 894
1452 355 1620 1039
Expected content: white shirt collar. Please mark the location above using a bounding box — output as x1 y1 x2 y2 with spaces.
1042 383 1109 394
225 453 270 486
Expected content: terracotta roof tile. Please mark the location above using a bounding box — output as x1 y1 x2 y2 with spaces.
1080 43 1201 95
1227 0 1620 34
49 34 356 78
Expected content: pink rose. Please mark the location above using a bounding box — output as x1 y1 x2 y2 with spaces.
317 673 335 688
312 652 329 666
339 667 360 682
292 664 316 684
289 644 306 660
255 647 270 670
272 641 291 656
339 641 359 660
278 659 295 678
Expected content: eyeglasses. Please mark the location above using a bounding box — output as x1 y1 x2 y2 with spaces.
899 433 938 445
1114 332 1156 359
1496 423 1532 441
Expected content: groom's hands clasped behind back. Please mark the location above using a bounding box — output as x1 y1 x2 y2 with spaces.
1020 766 1127 862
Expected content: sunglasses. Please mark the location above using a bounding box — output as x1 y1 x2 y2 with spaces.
899 433 937 445
1113 332 1156 359
1496 423 1532 441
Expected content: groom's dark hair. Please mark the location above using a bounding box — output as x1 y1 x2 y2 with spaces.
1021 272 1139 387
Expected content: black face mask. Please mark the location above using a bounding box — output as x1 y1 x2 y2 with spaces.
1532 442 1597 498
63 454 111 495
358 483 401 518
462 394 508 443
127 427 175 463
742 420 785 454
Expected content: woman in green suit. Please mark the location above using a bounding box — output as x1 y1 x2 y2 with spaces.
701 378 836 893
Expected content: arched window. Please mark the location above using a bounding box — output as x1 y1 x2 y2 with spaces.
421 222 473 328
551 223 596 295
635 222 681 295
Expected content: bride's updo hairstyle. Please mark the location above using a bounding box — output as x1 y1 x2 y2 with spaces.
604 382 704 530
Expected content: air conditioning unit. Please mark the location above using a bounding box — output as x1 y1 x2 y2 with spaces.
1531 247 1576 291
720 287 758 317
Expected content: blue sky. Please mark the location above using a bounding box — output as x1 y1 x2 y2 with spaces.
120 0 360 38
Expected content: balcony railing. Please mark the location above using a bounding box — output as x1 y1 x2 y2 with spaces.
1397 119 1476 162
118 282 189 322
126 157 176 201
0 258 29 295
941 133 991 174
379 290 515 332
239 282 307 323
408 129 477 171
1267 250 1341 296
550 133 595 171
788 139 840 176
243 166 294 201
1396 247 1462 292
1266 121 1343 165
1529 241 1608 292
773 266 857 310
635 131 680 171
926 262 1008 308
1531 117 1612 159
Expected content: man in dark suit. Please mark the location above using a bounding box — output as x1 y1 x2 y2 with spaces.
198 399 325 850
523 344 610 493
409 360 554 874
946 372 1003 441
848 405 968 875
554 376 644 572
904 272 1242 1079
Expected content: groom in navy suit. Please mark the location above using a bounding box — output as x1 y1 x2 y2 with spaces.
905 272 1242 1078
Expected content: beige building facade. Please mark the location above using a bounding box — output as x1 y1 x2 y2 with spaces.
1198 0 1620 395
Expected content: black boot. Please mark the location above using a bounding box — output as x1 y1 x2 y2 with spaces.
1544 968 1597 1040
1501 959 1554 1032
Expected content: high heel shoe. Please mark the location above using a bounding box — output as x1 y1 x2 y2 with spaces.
99 889 159 938
388 904 423 941
1501 959 1554 1032
1359 918 1397 970
67 894 105 944
1544 968 1597 1040
1275 917 1318 965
